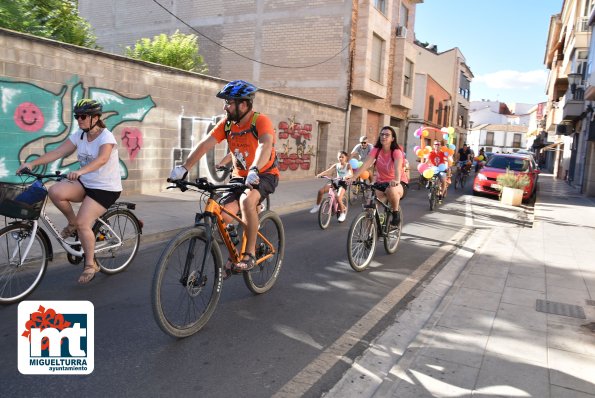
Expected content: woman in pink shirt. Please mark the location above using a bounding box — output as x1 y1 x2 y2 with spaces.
348 126 408 226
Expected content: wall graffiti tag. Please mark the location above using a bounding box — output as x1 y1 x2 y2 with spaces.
0 78 155 182
277 117 314 171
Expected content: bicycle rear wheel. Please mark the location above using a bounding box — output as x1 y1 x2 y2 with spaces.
151 227 223 338
317 198 332 229
347 212 377 271
94 209 141 274
429 184 436 211
460 173 467 188
454 173 460 189
383 207 402 254
244 210 285 294
0 223 49 304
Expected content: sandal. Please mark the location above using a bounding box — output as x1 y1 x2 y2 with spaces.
78 261 100 284
60 224 77 239
233 252 256 273
223 258 234 280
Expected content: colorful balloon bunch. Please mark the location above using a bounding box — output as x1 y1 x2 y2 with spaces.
413 126 456 179
349 158 370 180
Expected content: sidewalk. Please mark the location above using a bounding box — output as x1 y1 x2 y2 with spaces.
326 174 595 397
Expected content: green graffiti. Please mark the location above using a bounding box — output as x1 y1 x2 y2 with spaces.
1 78 156 182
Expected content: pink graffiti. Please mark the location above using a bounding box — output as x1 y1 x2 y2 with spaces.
121 127 143 160
14 102 45 132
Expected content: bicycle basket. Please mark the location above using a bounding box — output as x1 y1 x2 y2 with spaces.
0 181 47 220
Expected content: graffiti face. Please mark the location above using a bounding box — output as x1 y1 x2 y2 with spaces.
14 102 45 132
121 127 143 160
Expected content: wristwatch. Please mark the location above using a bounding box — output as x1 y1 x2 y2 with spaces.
249 166 259 173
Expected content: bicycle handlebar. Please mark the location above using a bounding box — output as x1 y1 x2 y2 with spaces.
16 168 65 181
167 177 249 193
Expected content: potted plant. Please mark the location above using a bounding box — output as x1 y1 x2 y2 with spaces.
496 169 530 206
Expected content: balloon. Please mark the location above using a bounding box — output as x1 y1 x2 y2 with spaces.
478 155 484 161
358 161 363 168
349 158 359 169
423 169 435 179
414 145 421 153
438 163 447 172
441 146 448 153
360 170 370 180
424 146 432 155
422 130 429 137
449 144 456 150
443 133 449 140
418 163 429 173
415 149 423 157
447 126 455 135
432 166 439 174
447 148 455 155
441 127 448 132
414 128 422 137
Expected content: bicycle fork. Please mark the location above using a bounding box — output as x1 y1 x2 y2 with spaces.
8 222 40 267
180 216 213 293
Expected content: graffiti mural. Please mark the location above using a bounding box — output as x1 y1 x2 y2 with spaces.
0 78 155 182
277 116 315 171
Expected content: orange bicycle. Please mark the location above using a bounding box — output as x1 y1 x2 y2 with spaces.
151 177 285 338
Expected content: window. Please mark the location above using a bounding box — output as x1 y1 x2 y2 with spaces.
428 96 435 122
400 4 409 28
374 0 386 14
485 131 494 146
513 133 522 148
371 34 384 83
403 59 413 97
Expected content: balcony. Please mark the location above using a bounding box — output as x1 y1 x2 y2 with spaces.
561 89 585 122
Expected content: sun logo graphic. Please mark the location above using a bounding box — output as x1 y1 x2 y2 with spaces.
18 301 94 375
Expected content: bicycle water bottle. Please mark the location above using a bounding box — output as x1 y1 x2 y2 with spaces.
226 224 240 245
378 212 385 225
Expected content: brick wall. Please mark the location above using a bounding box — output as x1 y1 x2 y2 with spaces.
0 29 345 195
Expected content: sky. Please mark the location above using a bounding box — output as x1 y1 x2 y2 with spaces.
414 0 562 106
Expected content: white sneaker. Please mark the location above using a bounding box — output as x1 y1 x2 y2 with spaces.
309 204 321 214
338 212 346 222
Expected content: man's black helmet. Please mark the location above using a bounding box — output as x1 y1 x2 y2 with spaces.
74 99 102 115
216 80 258 101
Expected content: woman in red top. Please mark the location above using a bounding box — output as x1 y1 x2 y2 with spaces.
348 126 407 226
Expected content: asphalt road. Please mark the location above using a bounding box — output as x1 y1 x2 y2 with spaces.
0 182 520 397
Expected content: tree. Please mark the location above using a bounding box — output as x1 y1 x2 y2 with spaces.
125 30 208 73
0 0 99 48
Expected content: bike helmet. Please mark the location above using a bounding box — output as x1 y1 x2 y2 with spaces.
73 98 103 115
216 80 258 101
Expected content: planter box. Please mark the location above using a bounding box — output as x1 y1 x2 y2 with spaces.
500 187 523 206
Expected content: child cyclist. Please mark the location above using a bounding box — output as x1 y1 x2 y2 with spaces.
309 151 353 222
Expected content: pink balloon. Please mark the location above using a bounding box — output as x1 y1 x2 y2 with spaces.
418 163 429 173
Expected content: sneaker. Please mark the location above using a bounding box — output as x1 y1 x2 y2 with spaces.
309 204 321 214
391 211 400 226
337 212 346 222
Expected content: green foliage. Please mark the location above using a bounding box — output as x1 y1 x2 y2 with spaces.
125 30 208 73
0 0 99 48
496 168 530 190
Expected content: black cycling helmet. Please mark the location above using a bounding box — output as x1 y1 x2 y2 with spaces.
73 98 102 115
216 80 258 101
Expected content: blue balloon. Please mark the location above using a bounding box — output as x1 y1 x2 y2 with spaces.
438 163 447 172
349 158 359 169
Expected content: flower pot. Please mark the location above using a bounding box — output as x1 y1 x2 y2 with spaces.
500 187 523 206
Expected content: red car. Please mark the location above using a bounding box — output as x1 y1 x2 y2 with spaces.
473 153 539 201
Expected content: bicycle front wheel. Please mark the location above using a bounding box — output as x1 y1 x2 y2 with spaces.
348 184 359 205
429 184 437 211
244 210 285 294
461 174 467 188
383 207 402 254
0 224 49 304
347 212 377 272
151 228 223 338
318 198 332 229
94 209 141 274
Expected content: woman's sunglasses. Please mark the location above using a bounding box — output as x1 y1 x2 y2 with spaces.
74 114 88 120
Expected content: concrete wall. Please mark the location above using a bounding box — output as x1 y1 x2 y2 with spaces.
0 29 345 195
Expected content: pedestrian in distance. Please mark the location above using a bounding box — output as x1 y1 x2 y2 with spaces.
169 80 279 272
347 126 407 226
309 151 353 222
16 99 122 284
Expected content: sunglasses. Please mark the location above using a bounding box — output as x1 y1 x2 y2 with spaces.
74 114 88 120
433 143 440 146
224 99 238 106
379 133 391 137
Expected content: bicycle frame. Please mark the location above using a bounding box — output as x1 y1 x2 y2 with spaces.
7 209 124 267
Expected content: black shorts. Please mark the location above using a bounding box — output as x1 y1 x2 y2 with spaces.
80 182 121 210
221 173 278 205
374 181 408 199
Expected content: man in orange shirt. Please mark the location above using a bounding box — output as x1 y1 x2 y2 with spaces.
170 80 279 271
425 140 450 201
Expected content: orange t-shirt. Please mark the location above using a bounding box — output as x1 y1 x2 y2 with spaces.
211 112 279 178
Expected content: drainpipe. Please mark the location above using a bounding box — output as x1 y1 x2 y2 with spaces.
344 92 352 152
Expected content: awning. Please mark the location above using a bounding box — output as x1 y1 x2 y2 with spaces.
542 142 563 151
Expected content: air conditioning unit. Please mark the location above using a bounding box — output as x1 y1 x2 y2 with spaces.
556 124 567 135
396 26 408 38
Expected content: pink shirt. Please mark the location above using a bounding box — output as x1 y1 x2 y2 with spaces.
370 147 409 184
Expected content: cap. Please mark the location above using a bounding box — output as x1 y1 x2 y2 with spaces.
359 136 368 143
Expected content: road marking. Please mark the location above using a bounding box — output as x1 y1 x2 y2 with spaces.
465 195 474 227
272 227 472 398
